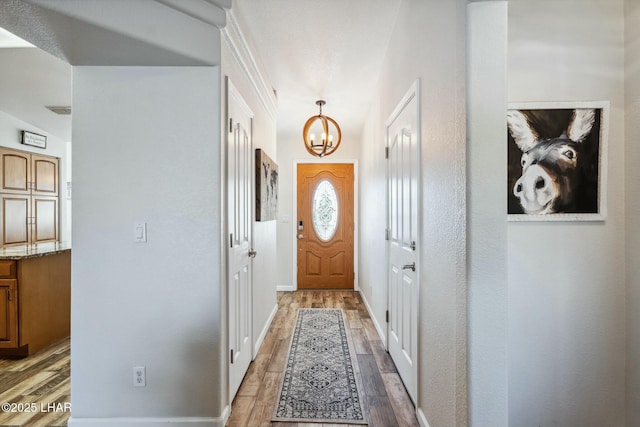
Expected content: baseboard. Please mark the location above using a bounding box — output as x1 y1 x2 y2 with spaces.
68 406 230 427
417 408 430 427
254 303 278 356
68 413 230 427
277 285 295 291
358 290 386 343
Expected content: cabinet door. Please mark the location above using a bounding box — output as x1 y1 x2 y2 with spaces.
31 154 58 196
0 194 30 246
32 196 58 244
0 148 30 194
0 279 18 348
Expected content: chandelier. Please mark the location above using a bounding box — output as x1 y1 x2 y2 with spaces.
302 100 342 157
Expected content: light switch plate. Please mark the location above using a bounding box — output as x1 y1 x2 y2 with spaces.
134 222 147 243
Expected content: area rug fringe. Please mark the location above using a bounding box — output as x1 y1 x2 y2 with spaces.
272 308 368 424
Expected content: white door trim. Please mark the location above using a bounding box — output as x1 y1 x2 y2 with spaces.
291 159 359 291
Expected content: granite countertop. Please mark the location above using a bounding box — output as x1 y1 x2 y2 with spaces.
0 242 71 260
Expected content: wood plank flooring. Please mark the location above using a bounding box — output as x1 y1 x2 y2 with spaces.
0 291 418 427
0 339 70 427
227 291 419 427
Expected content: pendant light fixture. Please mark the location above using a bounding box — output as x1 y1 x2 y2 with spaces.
302 100 342 157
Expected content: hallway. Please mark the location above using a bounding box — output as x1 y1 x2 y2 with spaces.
227 291 419 427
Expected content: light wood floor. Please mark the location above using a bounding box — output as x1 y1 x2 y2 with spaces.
0 339 71 427
227 291 419 427
0 291 418 427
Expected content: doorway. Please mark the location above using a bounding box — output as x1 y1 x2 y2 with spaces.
227 78 255 400
296 163 354 289
386 80 420 403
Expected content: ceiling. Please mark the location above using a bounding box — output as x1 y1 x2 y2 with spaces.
0 0 401 144
0 28 71 142
233 0 402 143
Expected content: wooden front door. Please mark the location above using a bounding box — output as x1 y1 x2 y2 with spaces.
297 163 354 289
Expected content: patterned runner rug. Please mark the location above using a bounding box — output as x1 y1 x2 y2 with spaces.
273 308 367 424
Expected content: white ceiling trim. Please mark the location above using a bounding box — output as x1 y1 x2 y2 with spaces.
14 0 223 65
207 0 232 10
154 0 229 28
0 27 34 48
222 10 278 120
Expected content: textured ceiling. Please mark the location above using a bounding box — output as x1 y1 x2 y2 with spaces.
234 0 401 143
0 1 401 143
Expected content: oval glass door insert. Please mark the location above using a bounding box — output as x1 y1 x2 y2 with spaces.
312 179 339 241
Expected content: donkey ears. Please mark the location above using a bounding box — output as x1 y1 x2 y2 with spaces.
508 108 596 151
567 109 596 143
507 110 538 152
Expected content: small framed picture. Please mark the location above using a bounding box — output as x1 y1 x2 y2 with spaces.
255 149 278 221
21 130 47 149
507 101 609 221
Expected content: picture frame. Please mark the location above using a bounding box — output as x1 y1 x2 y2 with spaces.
21 130 47 149
507 101 609 221
255 148 278 221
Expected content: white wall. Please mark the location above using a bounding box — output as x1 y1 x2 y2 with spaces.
221 11 279 359
467 3 508 426
626 0 640 425
507 1 626 426
0 110 71 243
70 67 225 426
276 129 361 290
359 0 468 425
360 100 387 335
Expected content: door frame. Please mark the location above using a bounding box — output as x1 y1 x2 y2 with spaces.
385 79 421 403
292 159 359 291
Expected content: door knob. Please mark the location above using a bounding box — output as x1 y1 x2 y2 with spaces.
248 249 257 258
297 234 304 240
402 262 416 272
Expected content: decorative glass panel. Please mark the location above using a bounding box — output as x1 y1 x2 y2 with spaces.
312 180 339 241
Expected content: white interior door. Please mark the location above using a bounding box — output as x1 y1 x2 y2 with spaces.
386 81 420 404
227 78 254 400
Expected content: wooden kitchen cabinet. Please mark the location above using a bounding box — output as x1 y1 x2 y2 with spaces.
31 154 59 196
0 277 18 348
0 149 30 194
0 250 70 357
0 194 30 246
0 148 59 247
32 196 58 244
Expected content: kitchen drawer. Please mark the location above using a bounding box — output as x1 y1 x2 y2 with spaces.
0 260 16 278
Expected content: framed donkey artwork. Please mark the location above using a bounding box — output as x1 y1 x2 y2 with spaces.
507 101 609 221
